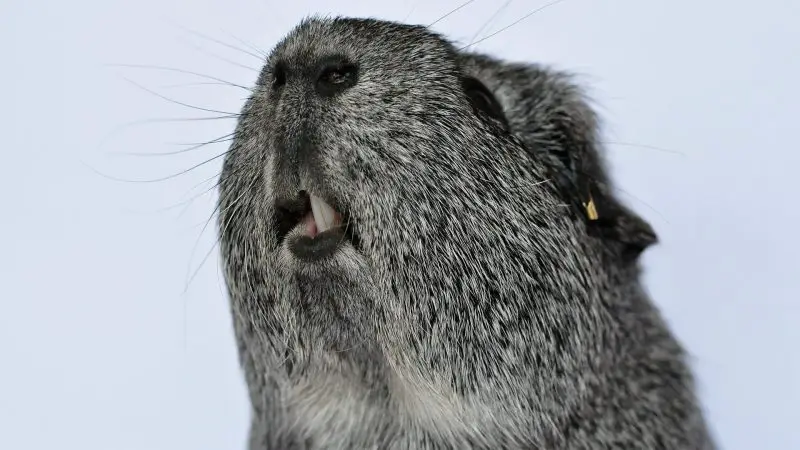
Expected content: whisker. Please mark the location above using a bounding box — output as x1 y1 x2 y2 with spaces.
112 133 235 157
175 24 266 61
573 166 670 224
184 175 257 294
402 1 419 23
105 63 252 91
468 0 513 47
158 81 245 90
167 133 236 147
154 170 226 216
428 0 476 27
603 141 686 157
84 149 229 184
177 190 213 221
178 37 260 73
117 115 240 126
220 30 269 58
184 203 223 292
109 168 231 217
182 180 246 224
336 212 353 250
181 235 220 344
95 117 236 163
119 76 240 116
612 185 670 224
462 0 569 50
177 164 252 223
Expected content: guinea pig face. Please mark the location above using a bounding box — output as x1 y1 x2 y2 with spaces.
220 18 526 281
218 16 634 388
218 17 603 362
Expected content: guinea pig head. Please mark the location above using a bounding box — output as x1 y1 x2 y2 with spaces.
218 16 646 388
219 19 525 295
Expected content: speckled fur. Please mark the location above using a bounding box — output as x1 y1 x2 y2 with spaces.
217 17 715 450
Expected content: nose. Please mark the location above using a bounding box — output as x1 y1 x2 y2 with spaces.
270 56 358 176
314 56 358 97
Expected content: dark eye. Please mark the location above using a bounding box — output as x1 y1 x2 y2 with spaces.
461 76 509 131
319 63 358 86
316 60 358 96
272 63 287 91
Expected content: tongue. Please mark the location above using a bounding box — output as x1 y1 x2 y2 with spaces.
309 194 342 234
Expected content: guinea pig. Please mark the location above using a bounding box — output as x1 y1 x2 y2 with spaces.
217 16 715 450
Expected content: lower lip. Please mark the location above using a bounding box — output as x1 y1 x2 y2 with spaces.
289 226 348 261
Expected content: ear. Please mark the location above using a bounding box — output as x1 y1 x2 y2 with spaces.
458 57 655 260
549 137 658 261
578 174 658 261
461 76 510 131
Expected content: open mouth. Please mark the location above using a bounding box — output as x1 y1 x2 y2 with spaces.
274 190 359 260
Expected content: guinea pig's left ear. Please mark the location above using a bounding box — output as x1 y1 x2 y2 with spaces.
531 95 658 261
575 173 658 261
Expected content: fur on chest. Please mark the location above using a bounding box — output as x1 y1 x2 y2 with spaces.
275 371 528 450
280 377 390 449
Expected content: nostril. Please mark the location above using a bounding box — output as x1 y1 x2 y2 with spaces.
315 57 358 96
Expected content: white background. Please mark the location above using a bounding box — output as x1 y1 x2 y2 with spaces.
2 0 798 449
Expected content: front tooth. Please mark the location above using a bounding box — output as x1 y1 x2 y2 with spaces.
310 194 336 233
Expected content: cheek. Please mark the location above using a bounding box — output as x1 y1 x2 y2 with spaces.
316 133 391 199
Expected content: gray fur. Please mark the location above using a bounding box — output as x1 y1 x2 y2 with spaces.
217 17 715 449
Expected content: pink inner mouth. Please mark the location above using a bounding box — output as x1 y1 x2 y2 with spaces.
302 213 318 237
302 210 342 238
